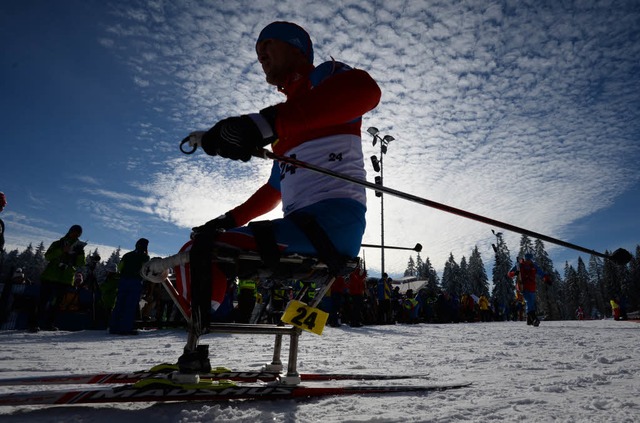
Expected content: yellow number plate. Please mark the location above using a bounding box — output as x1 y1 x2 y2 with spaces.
281 300 329 335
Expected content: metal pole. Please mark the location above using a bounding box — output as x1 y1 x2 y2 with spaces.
380 142 385 278
255 148 632 265
361 243 422 252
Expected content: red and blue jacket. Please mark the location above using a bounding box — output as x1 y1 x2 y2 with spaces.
228 60 381 225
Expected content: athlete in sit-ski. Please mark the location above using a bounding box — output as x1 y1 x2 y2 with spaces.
170 21 381 373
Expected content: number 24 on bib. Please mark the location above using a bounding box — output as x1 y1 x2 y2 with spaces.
281 300 329 335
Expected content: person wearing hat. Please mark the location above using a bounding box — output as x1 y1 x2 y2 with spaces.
165 21 381 372
508 253 551 327
33 225 86 331
11 268 31 285
109 238 149 335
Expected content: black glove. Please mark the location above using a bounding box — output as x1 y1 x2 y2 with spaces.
191 213 237 239
201 107 277 161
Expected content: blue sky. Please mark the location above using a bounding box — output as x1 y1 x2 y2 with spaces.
1 0 639 278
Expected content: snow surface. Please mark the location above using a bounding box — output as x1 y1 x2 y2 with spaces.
1 319 639 422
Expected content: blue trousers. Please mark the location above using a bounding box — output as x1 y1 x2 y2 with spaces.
523 291 536 314
109 277 142 333
228 198 366 258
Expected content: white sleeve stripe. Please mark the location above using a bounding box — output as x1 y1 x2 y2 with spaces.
248 113 274 139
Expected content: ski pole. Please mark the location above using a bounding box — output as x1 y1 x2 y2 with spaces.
254 148 632 265
361 243 422 252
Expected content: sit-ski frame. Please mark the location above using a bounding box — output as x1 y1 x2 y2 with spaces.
154 250 358 385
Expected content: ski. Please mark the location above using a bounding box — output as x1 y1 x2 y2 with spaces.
0 364 428 386
0 378 471 406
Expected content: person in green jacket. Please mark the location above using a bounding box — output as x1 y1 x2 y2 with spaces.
100 263 120 314
32 224 86 332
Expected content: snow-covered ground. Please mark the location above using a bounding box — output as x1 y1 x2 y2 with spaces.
0 319 638 422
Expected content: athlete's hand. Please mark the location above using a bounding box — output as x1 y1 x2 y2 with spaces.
190 213 236 239
201 107 277 161
186 131 206 149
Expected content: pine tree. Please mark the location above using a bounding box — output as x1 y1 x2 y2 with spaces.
468 246 489 296
32 242 47 284
564 263 579 319
588 255 605 319
415 253 425 279
575 257 591 319
101 248 122 283
533 239 560 320
602 250 624 316
459 256 470 295
616 256 632 319
628 246 640 312
423 257 439 292
1 249 19 282
404 256 416 277
490 232 514 321
442 253 462 297
517 235 534 259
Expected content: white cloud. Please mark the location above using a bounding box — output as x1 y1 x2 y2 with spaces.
64 0 640 275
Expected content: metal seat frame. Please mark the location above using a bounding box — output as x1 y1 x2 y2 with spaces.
155 251 358 385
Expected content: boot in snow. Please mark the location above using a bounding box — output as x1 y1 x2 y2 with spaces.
177 344 212 374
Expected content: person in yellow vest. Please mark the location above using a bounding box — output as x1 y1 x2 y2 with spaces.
401 289 419 323
478 294 491 322
268 281 288 324
610 298 620 320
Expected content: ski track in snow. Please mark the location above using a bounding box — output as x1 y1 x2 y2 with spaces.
0 319 639 422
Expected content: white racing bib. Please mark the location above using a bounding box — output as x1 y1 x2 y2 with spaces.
278 134 367 215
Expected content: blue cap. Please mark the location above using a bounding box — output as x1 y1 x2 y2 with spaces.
524 253 533 260
257 21 313 64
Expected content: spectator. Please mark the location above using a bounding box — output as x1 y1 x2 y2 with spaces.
100 263 119 314
508 253 550 327
401 289 419 323
73 272 85 289
576 305 585 320
391 285 402 323
235 278 258 323
619 296 629 320
154 279 178 327
416 288 434 323
363 278 379 325
140 280 161 322
610 298 621 320
12 268 31 285
7 268 38 328
478 294 491 322
346 264 366 327
461 293 475 322
514 290 525 321
377 273 393 324
109 238 149 335
327 275 346 328
34 224 86 332
58 272 85 312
